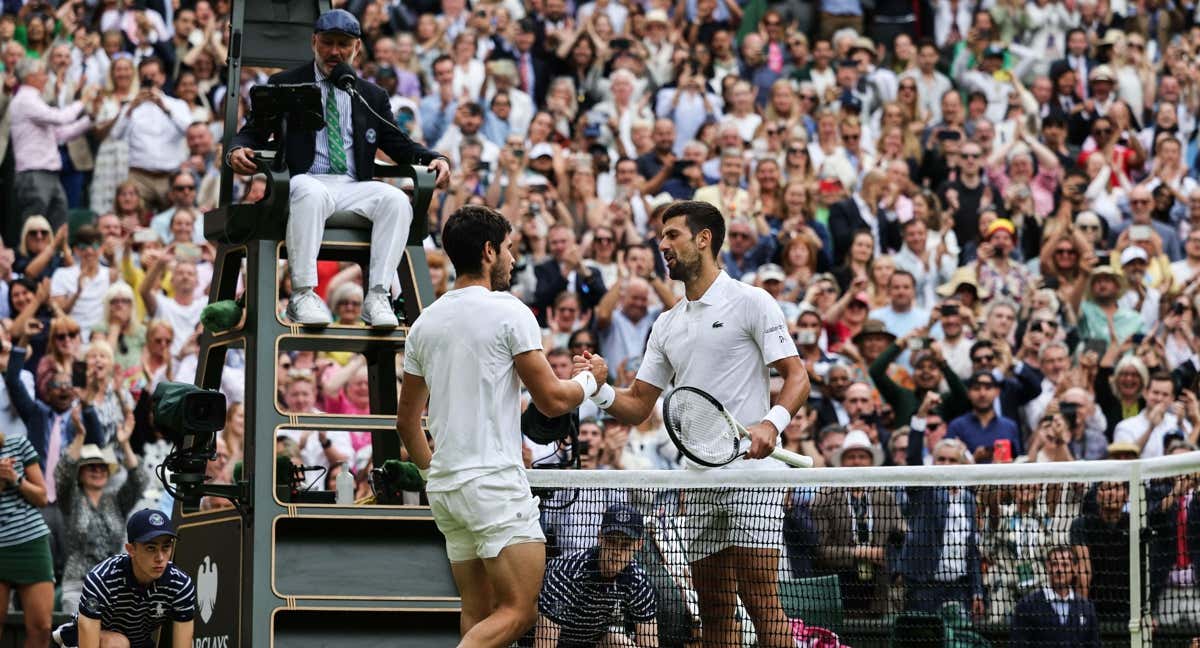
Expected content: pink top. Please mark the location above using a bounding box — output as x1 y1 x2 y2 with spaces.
8 86 90 173
320 391 372 451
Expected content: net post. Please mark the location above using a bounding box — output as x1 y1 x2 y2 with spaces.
1128 460 1145 648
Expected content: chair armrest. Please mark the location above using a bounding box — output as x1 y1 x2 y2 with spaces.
206 149 290 243
374 162 436 245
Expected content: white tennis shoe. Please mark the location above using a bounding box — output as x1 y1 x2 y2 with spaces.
286 288 332 326
361 287 399 328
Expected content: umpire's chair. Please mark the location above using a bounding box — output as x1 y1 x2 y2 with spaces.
171 1 463 647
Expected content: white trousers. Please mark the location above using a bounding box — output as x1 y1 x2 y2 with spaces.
287 174 412 289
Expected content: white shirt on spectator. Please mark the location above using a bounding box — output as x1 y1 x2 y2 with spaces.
576 1 629 33
1113 411 1192 460
276 427 355 489
111 89 192 172
50 267 112 332
0 369 36 441
655 87 724 155
8 86 90 173
934 489 971 581
151 297 206 358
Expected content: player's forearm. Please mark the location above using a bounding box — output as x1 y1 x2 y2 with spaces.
603 386 654 425
77 617 101 648
397 420 432 469
773 357 810 417
531 380 587 418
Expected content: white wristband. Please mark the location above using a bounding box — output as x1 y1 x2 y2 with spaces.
417 467 429 482
762 405 792 435
591 383 616 409
571 371 598 400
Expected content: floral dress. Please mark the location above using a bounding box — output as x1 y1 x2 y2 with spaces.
89 95 132 215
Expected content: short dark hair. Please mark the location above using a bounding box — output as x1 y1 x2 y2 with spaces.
661 200 725 259
889 269 916 288
137 56 163 75
432 54 453 71
442 205 511 277
1149 371 1175 389
73 224 102 246
969 339 995 359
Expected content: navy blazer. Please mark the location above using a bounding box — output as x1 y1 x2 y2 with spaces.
827 197 901 267
1010 589 1101 648
4 348 103 471
230 61 445 180
1148 492 1200 603
532 259 607 325
903 426 984 597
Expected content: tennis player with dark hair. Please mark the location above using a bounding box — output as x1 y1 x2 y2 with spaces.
574 200 810 648
51 509 194 648
397 204 601 648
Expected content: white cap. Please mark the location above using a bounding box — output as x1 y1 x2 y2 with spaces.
1120 246 1149 266
832 429 884 466
757 263 786 283
645 9 669 24
529 143 555 159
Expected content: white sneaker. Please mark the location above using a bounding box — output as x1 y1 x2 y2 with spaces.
286 288 332 326
361 288 399 328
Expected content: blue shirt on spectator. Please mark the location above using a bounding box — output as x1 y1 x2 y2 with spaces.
721 235 778 281
945 411 1022 458
418 95 457 146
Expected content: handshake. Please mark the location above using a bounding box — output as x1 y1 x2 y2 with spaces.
571 350 615 409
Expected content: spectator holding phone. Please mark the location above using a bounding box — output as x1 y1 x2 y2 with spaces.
946 371 1022 462
110 57 191 211
50 226 112 333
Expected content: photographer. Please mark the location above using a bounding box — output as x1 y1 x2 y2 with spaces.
870 328 969 425
1112 371 1194 459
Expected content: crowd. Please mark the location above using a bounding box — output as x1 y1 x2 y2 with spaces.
1 0 1200 643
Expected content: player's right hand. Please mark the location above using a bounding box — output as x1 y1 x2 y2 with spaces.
572 350 608 386
228 147 258 175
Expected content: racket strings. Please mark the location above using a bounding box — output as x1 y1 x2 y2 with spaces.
666 390 741 465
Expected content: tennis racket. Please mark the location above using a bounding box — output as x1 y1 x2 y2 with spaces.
662 386 814 468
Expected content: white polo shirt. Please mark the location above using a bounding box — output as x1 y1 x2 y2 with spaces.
636 271 796 470
403 286 542 491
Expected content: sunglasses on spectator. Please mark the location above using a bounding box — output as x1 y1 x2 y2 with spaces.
1093 128 1112 135
927 421 943 430
570 340 596 349
1078 224 1100 231
27 229 50 238
962 153 982 159
800 94 816 101
1054 248 1078 255
55 331 80 341
973 353 996 363
899 84 916 91
1130 198 1151 205
75 242 102 250
110 297 133 304
594 236 614 243
764 19 781 26
788 147 806 154
842 133 860 141
173 184 195 191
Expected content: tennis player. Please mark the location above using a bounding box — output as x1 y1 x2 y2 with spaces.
397 204 600 648
574 200 809 648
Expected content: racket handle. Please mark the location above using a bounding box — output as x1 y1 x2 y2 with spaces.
770 446 814 468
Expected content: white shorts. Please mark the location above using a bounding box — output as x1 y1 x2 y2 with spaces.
428 466 545 562
682 488 785 563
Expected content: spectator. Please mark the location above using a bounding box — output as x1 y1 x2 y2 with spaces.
13 217 65 281
946 371 1022 461
595 276 663 383
0 346 53 648
148 171 202 243
902 435 986 618
1075 267 1143 344
87 55 138 217
694 148 750 220
1009 545 1101 647
1112 371 1193 460
829 170 900 262
54 424 144 615
869 270 930 350
275 372 352 489
812 429 905 615
8 57 93 229
139 255 204 358
49 226 111 334
720 218 776 280
871 335 968 425
1070 481 1132 622
111 57 192 211
534 224 607 323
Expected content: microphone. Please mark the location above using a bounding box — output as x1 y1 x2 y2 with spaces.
329 62 357 92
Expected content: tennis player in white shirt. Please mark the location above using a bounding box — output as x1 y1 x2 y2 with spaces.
397 205 600 648
574 200 810 648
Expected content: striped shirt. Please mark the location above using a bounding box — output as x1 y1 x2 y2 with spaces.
0 435 50 547
538 546 656 646
70 554 195 648
311 63 356 178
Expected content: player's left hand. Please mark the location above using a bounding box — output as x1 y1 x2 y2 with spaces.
744 422 777 460
429 158 451 189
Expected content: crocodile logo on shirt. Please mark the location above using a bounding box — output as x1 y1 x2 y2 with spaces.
712 321 724 328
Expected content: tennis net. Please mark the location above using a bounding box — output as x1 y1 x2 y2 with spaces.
523 453 1200 648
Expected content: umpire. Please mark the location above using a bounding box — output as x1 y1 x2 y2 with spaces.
535 504 659 647
52 509 196 648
